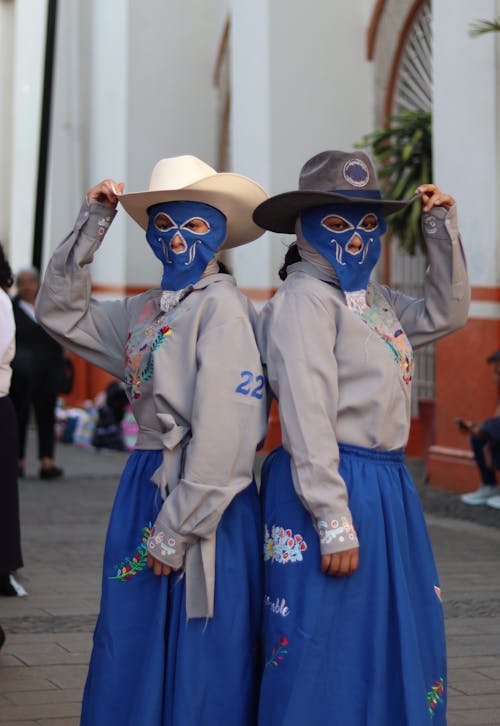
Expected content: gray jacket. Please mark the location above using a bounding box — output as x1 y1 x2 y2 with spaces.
35 199 268 618
257 205 469 555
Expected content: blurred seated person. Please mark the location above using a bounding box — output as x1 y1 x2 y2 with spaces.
10 267 65 479
92 381 129 451
457 350 500 508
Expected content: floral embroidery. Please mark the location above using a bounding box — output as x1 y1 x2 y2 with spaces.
264 524 307 564
266 636 289 668
423 215 437 235
124 298 174 399
427 677 445 717
109 522 153 582
97 215 111 236
147 529 177 557
357 287 413 385
345 289 369 314
434 585 442 603
318 517 356 545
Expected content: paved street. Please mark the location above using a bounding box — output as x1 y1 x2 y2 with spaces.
1 439 499 725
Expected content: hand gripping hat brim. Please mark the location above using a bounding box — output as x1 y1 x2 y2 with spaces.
118 155 268 249
253 150 419 234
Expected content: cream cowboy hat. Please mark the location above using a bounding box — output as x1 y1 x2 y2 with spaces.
253 150 419 233
118 155 268 249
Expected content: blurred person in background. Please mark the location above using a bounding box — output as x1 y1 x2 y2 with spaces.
0 243 24 600
10 267 65 479
457 350 500 508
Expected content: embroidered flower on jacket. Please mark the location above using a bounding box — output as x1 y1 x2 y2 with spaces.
358 288 414 385
263 524 307 564
318 517 356 545
109 522 153 582
265 636 289 668
124 315 172 399
427 677 445 717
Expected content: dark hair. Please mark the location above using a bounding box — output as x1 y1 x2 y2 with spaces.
0 243 13 290
278 242 301 280
218 260 232 275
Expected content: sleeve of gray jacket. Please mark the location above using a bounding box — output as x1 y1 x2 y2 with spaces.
260 290 359 556
148 313 268 569
379 204 470 348
35 200 131 379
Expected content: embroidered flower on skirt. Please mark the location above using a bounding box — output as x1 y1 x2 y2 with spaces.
265 636 289 668
427 677 445 717
264 524 308 564
318 516 356 545
147 528 177 557
109 522 153 582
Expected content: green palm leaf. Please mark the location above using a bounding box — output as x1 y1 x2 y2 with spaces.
469 18 500 37
356 109 432 255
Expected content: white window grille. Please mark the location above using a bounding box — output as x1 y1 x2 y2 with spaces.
390 0 434 416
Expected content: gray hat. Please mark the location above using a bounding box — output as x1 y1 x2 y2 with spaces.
253 150 419 234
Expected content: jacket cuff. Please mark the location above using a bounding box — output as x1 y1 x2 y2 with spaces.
316 514 359 555
80 201 117 240
147 527 186 570
422 204 457 241
146 514 191 570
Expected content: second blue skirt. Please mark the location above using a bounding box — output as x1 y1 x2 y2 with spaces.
258 444 447 726
81 449 262 726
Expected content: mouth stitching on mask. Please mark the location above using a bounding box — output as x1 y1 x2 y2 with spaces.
183 240 201 266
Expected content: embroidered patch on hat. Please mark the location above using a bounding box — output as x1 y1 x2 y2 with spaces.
343 158 370 188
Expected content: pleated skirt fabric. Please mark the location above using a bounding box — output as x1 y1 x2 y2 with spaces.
81 449 262 726
258 443 447 726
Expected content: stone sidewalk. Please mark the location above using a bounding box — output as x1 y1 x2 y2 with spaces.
0 440 499 725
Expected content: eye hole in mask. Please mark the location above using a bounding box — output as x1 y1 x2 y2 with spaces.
181 217 211 234
320 213 379 234
154 213 175 231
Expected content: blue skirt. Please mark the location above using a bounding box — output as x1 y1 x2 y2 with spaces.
258 444 447 726
81 450 262 726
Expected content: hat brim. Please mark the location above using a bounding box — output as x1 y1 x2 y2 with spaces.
252 191 419 234
118 173 268 249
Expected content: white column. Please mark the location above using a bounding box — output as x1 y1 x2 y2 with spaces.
229 0 375 293
0 0 14 254
9 0 48 273
229 0 272 291
433 0 499 297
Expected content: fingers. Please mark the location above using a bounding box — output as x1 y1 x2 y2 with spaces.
87 179 124 208
416 184 455 212
321 547 359 577
146 552 173 577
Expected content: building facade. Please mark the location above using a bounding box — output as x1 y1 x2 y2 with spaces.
1 0 499 489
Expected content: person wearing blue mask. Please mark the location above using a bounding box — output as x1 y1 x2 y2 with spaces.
35 155 269 725
253 150 470 726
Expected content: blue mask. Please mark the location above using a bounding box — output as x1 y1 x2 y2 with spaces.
146 201 227 291
300 204 386 293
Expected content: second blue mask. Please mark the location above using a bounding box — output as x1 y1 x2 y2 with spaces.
300 204 386 293
146 201 227 291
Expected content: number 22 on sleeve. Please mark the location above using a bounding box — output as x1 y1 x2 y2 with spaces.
235 370 264 400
